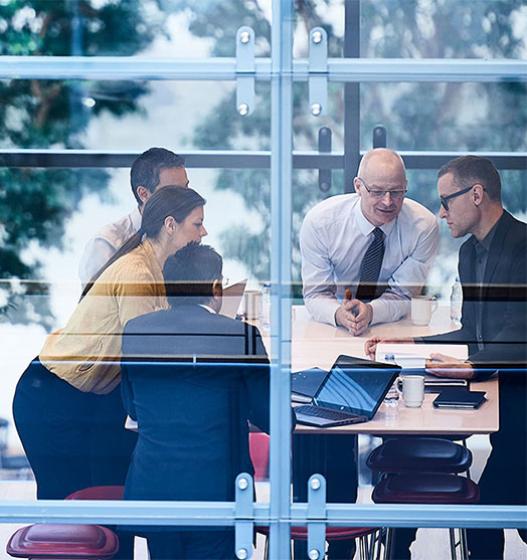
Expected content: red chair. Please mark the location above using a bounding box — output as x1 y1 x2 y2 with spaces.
66 486 125 501
250 433 379 559
6 487 125 560
7 524 118 559
249 433 270 481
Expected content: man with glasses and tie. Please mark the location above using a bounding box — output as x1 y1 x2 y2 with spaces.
300 147 439 336
295 148 438 560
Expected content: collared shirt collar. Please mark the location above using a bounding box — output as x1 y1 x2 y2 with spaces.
480 217 500 252
471 213 501 254
354 201 396 238
199 303 217 314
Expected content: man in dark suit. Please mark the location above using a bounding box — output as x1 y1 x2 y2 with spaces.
367 155 527 559
121 243 270 560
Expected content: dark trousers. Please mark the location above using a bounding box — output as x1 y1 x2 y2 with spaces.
145 530 235 560
466 373 527 560
13 359 137 559
293 433 358 559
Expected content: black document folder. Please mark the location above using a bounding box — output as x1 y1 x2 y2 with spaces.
433 388 487 409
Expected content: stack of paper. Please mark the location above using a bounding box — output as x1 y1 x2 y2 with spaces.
376 343 468 370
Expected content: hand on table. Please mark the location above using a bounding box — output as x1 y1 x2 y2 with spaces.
364 336 414 360
335 298 372 336
425 353 475 379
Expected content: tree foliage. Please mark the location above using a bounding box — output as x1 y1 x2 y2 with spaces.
0 0 166 325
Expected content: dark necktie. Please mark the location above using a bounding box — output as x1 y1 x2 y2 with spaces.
355 227 385 302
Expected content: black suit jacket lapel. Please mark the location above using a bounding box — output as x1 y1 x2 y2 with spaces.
483 211 511 289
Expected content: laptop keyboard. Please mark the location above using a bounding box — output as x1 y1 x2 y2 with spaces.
296 405 356 421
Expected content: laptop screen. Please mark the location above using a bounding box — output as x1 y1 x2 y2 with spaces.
314 355 400 419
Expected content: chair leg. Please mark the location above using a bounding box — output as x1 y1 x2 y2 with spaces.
448 528 458 560
374 529 384 560
459 528 469 560
375 528 385 560
461 439 472 480
383 528 393 560
263 535 269 560
367 531 380 560
360 534 372 560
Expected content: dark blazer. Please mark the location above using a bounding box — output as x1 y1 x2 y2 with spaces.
120 303 270 503
423 211 527 371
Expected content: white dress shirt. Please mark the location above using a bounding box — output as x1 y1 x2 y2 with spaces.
300 193 439 326
78 207 142 287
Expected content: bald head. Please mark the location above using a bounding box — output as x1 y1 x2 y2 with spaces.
357 148 406 184
353 148 408 227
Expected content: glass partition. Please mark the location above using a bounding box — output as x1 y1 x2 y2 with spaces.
0 1 526 560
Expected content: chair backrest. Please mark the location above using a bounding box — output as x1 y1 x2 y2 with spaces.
65 486 124 501
249 433 270 482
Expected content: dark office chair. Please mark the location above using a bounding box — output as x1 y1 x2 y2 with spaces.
367 437 472 475
368 438 479 560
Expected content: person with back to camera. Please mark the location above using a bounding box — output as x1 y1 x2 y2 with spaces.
13 185 208 503
365 156 527 560
120 243 273 560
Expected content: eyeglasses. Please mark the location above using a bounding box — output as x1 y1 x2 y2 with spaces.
358 178 407 200
439 184 478 212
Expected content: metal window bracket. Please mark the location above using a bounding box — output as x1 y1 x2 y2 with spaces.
318 127 332 192
234 473 254 559
307 474 327 560
236 26 255 117
309 27 328 116
373 125 387 148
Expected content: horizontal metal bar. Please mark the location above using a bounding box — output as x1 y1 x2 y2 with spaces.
0 57 525 82
0 57 260 81
301 504 527 530
401 151 527 171
0 502 525 529
323 59 527 83
0 149 271 170
0 149 525 170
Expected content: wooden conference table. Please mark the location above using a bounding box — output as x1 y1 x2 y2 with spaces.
273 305 499 436
126 305 499 437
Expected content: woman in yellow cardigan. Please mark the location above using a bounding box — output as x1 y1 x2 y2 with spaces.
13 185 207 500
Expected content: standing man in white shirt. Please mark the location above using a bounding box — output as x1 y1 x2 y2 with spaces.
79 147 189 286
294 148 438 560
300 147 439 335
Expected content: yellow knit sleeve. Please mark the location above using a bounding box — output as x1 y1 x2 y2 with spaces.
114 270 166 327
